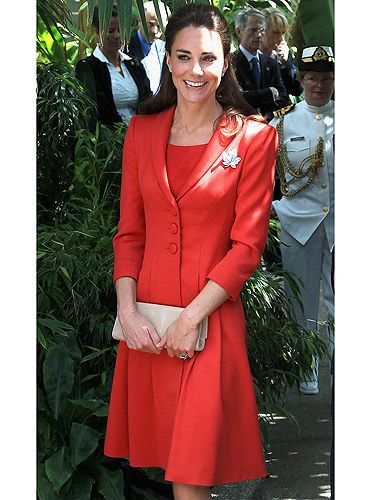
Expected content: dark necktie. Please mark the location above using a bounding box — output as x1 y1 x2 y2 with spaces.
251 57 260 88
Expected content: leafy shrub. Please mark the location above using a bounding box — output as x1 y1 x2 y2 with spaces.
37 62 97 220
37 122 127 499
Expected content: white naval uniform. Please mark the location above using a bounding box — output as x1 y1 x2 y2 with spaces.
270 100 334 356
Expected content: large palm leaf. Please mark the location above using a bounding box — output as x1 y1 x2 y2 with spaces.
37 0 72 36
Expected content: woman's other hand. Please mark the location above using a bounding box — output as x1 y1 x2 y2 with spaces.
156 312 199 359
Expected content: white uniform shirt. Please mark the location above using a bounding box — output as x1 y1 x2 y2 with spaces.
270 100 334 249
93 46 139 125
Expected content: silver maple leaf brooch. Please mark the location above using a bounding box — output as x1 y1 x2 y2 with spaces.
221 149 241 169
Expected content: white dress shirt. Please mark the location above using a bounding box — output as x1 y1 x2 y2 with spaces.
239 44 260 66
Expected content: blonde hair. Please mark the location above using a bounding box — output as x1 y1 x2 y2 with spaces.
264 7 289 33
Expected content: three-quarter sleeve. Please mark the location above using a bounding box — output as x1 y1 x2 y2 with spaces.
113 116 146 282
207 123 278 300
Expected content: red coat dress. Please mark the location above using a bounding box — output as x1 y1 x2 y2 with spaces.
104 106 278 486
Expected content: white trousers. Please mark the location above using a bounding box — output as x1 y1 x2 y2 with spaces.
280 222 334 355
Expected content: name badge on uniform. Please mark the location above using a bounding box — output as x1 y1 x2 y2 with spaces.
290 136 305 141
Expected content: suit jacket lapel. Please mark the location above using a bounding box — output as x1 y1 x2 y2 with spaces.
238 50 257 90
259 54 270 87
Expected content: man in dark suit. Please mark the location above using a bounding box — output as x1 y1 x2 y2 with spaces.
231 8 289 120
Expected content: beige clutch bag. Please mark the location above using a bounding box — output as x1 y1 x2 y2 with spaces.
112 301 208 351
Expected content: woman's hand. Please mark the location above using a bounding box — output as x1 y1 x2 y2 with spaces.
276 40 289 64
155 280 229 358
156 312 199 359
115 277 162 354
118 308 162 354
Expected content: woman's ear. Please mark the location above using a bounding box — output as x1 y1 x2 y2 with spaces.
166 52 172 73
222 56 229 76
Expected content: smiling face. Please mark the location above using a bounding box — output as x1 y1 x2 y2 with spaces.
302 71 334 107
166 26 228 107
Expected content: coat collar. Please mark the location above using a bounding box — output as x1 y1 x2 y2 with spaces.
150 106 235 204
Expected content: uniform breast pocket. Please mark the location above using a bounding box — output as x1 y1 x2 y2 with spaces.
283 139 311 181
284 138 310 155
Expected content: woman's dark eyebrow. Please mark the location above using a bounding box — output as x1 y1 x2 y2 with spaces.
175 49 214 55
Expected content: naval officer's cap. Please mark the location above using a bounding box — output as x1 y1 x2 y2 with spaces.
297 46 334 72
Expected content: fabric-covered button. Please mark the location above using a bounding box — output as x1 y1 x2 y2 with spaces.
169 243 178 254
169 223 178 234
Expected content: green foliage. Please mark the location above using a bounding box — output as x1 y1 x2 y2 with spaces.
37 0 91 65
37 0 72 36
37 62 97 220
37 117 127 498
291 0 334 53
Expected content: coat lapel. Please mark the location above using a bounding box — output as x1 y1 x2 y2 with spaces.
150 106 177 207
176 115 234 201
150 107 236 204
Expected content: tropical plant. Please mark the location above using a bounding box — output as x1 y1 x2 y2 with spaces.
37 122 127 499
291 0 334 53
37 0 83 65
37 61 97 221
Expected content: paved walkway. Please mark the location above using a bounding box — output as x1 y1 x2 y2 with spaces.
262 353 332 500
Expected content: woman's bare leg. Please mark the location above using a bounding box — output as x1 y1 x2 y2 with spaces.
172 482 211 499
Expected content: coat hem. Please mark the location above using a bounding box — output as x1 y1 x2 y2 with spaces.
103 451 267 487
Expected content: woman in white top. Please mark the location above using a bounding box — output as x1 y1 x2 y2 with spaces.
76 6 152 127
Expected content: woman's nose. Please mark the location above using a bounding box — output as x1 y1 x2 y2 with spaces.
191 61 204 75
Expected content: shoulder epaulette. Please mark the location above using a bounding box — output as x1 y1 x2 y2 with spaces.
273 104 296 118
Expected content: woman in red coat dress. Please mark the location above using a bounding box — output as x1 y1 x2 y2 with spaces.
104 4 278 499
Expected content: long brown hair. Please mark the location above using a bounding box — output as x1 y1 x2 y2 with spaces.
139 3 259 131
